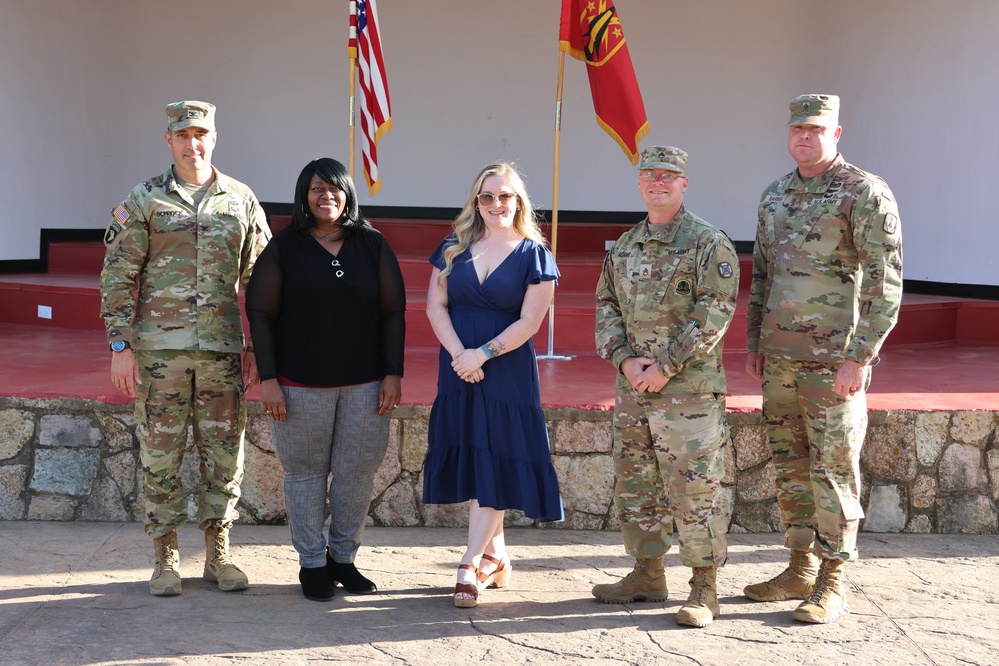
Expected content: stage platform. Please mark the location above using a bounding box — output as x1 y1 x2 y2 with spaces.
2 219 997 535
0 323 997 413
1 219 997 412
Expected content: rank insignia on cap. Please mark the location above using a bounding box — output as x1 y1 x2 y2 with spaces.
112 203 131 226
675 279 692 296
802 102 811 113
718 262 733 278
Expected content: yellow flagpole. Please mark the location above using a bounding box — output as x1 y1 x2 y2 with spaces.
539 49 572 361
551 50 565 261
347 54 357 182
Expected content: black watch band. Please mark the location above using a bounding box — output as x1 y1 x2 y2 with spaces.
110 340 132 353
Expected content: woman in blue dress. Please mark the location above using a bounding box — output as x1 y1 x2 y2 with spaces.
423 162 563 608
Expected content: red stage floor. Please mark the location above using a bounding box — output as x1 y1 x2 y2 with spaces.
2 323 996 412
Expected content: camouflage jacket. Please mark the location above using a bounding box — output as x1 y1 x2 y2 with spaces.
595 208 739 394
100 166 271 353
747 155 903 365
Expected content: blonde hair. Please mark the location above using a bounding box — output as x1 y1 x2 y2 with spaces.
439 162 547 279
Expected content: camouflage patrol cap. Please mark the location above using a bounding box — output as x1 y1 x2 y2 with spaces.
787 94 839 127
637 146 687 174
165 101 216 132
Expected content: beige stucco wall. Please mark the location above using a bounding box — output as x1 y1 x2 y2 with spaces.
1 1 998 285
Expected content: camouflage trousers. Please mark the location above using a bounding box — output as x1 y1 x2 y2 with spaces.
134 350 246 538
611 389 729 568
762 357 869 561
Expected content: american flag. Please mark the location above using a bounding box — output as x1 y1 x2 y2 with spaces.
112 203 130 225
349 0 392 196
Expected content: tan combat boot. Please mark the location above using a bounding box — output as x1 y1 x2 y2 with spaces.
676 566 720 628
793 558 850 623
743 549 818 601
203 525 249 592
150 530 181 596
591 558 668 604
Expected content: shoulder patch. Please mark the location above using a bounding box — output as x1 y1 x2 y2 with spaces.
104 222 123 246
105 200 137 249
112 203 132 227
718 261 734 279
883 212 899 235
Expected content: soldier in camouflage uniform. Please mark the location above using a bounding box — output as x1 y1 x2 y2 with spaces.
100 101 271 596
744 94 902 623
594 146 739 628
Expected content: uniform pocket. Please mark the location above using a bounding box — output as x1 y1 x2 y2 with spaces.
819 398 866 521
657 257 692 304
795 209 846 257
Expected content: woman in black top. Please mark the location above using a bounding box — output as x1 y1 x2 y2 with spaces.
247 158 405 601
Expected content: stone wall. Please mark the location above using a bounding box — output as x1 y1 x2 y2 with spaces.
1 396 996 534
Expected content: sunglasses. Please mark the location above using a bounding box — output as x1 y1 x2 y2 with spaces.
476 192 517 206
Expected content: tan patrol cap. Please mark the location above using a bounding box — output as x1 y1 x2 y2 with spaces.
787 94 839 127
637 145 687 174
165 101 216 132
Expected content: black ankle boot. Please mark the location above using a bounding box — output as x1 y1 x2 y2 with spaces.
327 549 377 594
299 565 334 601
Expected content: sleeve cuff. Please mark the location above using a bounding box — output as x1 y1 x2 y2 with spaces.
107 329 131 345
611 347 635 372
655 355 679 381
844 344 877 366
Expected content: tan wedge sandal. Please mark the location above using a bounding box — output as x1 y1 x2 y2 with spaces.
454 563 479 608
476 553 512 591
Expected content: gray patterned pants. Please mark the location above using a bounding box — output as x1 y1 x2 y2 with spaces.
269 381 390 568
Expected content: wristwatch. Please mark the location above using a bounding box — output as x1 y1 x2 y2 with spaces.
110 340 131 353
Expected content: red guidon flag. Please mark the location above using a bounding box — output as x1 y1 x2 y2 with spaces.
559 0 649 164
349 0 392 196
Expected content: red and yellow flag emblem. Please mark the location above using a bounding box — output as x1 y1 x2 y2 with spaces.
559 0 650 164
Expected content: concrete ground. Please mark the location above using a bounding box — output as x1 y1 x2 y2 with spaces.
0 522 996 665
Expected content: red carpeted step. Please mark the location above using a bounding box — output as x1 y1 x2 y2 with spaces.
956 302 999 343
2 268 992 348
49 242 106 275
5 225 996 350
0 274 104 331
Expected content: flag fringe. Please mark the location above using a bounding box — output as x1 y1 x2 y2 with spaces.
595 117 650 165
373 117 392 144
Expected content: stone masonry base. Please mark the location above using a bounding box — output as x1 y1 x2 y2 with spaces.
1 397 996 534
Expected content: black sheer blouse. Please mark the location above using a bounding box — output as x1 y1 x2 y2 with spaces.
246 225 405 387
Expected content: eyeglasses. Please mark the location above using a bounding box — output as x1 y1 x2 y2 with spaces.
640 171 685 183
310 186 343 196
477 192 517 206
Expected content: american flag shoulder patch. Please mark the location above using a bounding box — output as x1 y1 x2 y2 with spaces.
112 203 131 226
